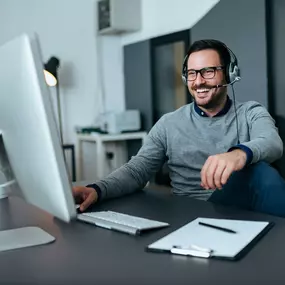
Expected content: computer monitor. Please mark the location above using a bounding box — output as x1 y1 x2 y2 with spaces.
0 33 77 251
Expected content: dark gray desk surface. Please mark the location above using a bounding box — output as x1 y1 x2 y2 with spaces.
0 189 285 285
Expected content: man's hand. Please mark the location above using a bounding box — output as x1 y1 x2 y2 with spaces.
201 149 247 190
72 186 98 212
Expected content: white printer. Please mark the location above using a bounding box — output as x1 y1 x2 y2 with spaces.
100 110 141 134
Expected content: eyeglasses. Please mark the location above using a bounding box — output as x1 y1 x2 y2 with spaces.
187 66 224 81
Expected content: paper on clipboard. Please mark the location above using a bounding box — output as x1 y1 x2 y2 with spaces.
147 218 272 259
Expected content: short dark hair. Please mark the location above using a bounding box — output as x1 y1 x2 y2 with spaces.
186 39 231 67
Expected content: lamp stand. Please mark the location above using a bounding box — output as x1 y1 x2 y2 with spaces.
56 83 64 145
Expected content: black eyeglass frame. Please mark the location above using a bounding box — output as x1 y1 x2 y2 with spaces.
186 66 224 81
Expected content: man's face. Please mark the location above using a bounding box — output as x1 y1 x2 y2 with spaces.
187 49 227 109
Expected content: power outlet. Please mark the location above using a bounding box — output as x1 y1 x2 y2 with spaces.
106 152 114 160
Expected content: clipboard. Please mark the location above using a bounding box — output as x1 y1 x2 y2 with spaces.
146 217 274 260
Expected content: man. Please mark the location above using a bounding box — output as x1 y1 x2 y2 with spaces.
73 39 285 217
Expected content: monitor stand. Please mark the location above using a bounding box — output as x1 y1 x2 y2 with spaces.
0 227 55 252
0 133 55 252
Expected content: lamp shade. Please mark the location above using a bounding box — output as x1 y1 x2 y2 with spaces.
44 56 60 87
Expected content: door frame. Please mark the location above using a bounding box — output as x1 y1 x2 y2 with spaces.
150 30 191 124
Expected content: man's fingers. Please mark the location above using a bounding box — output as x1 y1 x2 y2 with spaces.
221 165 234 186
201 157 212 189
72 186 84 196
214 163 227 189
72 186 97 210
202 151 244 191
72 186 85 203
80 190 97 211
206 161 218 189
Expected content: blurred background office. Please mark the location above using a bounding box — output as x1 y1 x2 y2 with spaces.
0 0 284 187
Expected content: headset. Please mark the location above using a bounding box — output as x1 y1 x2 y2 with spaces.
181 41 241 87
181 41 241 144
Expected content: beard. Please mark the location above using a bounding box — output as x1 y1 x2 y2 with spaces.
191 85 227 109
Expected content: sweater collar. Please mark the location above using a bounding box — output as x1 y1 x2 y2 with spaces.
194 96 232 117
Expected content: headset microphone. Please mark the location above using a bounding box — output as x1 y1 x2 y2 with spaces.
210 83 227 89
211 76 241 89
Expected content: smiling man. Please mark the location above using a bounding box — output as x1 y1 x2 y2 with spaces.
73 39 285 217
188 49 228 114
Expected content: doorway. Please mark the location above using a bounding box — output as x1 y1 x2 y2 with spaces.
150 30 191 185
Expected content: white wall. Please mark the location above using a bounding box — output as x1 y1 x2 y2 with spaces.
99 36 126 112
0 0 220 135
0 0 100 145
0 0 219 181
121 0 220 46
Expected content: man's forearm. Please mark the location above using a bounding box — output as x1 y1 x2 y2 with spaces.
92 133 167 201
94 159 150 201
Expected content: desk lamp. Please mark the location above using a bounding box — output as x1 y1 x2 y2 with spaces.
44 56 63 144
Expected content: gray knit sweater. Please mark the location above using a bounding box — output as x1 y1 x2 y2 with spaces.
94 100 283 201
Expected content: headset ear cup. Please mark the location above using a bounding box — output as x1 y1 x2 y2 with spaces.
182 72 187 85
226 63 232 83
223 43 240 84
228 63 239 83
181 55 188 86
233 65 240 80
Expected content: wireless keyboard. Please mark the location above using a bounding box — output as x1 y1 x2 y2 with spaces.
77 211 169 235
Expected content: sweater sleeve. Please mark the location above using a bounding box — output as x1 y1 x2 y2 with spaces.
240 101 283 164
94 117 168 201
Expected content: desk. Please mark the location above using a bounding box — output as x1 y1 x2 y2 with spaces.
76 131 147 180
0 189 285 284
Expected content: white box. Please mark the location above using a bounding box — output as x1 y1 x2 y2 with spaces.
97 0 141 35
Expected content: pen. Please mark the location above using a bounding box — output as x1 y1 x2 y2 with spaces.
198 221 237 234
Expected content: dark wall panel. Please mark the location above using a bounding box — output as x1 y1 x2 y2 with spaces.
124 40 153 132
124 40 152 158
190 0 268 107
